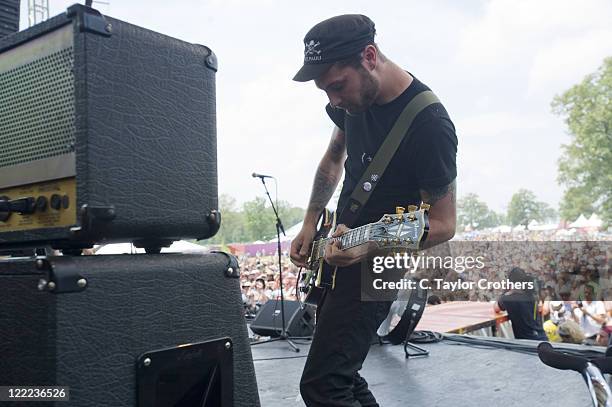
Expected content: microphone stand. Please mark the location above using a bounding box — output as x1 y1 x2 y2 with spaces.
250 176 299 352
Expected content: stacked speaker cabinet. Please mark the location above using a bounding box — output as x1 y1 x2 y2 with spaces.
0 4 220 251
0 4 261 406
0 253 261 406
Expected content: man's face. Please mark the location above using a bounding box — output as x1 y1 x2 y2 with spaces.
315 62 379 114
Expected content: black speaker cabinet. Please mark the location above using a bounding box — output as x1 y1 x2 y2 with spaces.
250 300 315 338
0 5 219 251
0 252 260 406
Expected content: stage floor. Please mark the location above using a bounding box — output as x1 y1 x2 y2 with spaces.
252 337 597 406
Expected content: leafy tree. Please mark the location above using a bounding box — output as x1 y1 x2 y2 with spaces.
242 197 306 242
457 193 504 230
553 57 612 225
279 204 306 233
484 211 506 229
539 203 558 224
507 189 557 226
208 194 248 244
243 196 276 241
558 186 596 224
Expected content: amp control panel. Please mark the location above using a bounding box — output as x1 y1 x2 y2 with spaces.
0 177 77 232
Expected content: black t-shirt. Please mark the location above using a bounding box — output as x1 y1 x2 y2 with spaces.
326 74 457 227
498 291 547 340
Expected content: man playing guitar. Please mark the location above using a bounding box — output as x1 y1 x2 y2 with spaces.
290 15 457 407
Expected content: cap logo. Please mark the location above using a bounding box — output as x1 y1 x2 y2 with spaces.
304 40 322 62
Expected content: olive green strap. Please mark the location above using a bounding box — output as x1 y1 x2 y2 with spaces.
342 90 440 226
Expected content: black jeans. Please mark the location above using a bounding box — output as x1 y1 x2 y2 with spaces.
300 264 391 406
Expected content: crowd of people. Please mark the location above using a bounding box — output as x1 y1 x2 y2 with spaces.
238 253 302 318
458 228 609 242
490 266 612 345
427 228 611 345
401 228 608 303
540 285 612 345
237 227 610 345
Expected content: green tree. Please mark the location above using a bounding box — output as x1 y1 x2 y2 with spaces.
484 211 506 229
553 57 612 225
243 196 276 241
208 194 248 244
242 197 306 241
457 193 504 230
507 189 557 226
207 194 307 243
279 204 306 232
558 186 596 224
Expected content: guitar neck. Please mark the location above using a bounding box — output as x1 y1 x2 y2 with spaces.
310 224 371 263
306 207 429 270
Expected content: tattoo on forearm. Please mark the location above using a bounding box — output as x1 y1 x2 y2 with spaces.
330 138 344 158
421 180 456 205
308 168 339 213
419 180 457 249
307 130 345 214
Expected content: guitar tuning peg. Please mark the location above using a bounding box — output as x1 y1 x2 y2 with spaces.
407 205 418 212
395 206 405 220
420 203 430 211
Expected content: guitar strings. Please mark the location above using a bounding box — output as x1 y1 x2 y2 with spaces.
312 224 371 259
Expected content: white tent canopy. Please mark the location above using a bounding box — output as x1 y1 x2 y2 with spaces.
527 219 539 229
528 219 558 231
95 240 208 255
270 220 303 242
530 223 558 231
586 213 603 228
491 225 512 233
285 221 303 239
569 214 590 228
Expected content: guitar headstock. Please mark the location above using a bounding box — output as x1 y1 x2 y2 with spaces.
370 204 430 250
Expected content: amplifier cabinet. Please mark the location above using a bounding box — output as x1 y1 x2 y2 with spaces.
0 5 220 250
0 252 260 406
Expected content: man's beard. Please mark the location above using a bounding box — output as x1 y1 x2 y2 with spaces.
345 69 379 114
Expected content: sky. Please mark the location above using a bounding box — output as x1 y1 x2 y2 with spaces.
19 0 612 214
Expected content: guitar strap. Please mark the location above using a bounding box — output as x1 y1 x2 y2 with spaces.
339 90 440 228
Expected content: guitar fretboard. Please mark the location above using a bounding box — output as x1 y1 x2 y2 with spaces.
310 224 371 263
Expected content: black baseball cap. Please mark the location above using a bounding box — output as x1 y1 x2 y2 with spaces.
508 267 529 283
293 14 376 82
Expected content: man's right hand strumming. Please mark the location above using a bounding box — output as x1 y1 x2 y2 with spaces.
290 224 317 268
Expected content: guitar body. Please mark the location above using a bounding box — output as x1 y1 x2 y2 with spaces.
300 209 335 307
302 262 336 307
302 284 325 307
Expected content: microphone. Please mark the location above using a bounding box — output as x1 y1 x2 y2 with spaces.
252 172 274 179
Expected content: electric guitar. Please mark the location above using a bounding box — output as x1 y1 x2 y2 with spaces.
299 204 430 306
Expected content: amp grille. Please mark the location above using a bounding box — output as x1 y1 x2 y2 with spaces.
0 47 75 168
